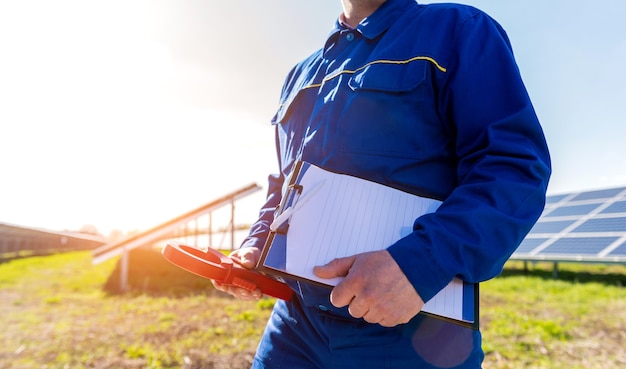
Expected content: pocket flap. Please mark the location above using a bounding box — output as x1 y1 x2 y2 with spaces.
348 59 427 93
271 89 306 125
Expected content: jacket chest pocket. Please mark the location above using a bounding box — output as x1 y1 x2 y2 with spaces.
340 60 442 160
271 88 317 167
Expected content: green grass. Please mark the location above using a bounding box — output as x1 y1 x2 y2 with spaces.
480 262 626 369
0 251 624 368
0 250 270 369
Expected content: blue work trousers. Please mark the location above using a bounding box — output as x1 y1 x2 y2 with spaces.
252 297 483 369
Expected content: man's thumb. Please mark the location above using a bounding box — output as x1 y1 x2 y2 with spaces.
239 255 256 269
313 255 356 279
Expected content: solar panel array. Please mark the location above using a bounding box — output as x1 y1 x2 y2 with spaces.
511 186 626 264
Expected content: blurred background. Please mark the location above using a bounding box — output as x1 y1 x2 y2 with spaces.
1 0 625 239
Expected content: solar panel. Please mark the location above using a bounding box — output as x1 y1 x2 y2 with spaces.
530 220 576 234
570 187 624 201
608 240 626 257
546 194 569 204
572 217 626 233
511 186 626 264
547 203 601 217
541 237 619 255
516 238 550 253
600 201 626 214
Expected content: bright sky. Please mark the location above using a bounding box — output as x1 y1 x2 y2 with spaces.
1 0 625 236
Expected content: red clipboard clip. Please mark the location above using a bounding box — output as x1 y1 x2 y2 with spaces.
162 240 293 301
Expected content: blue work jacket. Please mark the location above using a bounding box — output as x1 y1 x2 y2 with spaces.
244 0 551 312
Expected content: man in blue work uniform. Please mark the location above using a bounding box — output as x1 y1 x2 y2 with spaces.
215 0 551 367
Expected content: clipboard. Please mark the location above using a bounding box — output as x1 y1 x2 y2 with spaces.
162 240 293 301
256 161 479 329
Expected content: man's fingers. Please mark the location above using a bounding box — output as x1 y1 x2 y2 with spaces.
212 247 263 301
230 248 259 269
313 255 357 279
319 251 425 326
314 255 360 308
213 280 262 300
347 298 369 319
235 286 263 300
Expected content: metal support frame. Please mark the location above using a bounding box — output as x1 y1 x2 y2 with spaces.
92 183 263 292
230 200 235 251
120 246 129 292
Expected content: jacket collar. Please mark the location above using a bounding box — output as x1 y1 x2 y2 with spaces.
325 0 417 49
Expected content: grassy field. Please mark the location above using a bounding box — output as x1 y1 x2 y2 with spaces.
0 249 624 369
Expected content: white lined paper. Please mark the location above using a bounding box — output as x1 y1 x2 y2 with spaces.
280 163 470 321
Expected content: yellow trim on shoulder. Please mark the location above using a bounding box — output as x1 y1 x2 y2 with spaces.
302 55 446 90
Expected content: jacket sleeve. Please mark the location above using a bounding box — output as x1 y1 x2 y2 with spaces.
387 11 552 302
239 126 285 250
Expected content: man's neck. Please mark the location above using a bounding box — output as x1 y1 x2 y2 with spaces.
340 0 387 28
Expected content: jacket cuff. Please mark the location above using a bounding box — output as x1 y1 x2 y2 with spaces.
387 232 450 303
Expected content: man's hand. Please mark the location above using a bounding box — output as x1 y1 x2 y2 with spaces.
211 247 263 301
313 250 424 327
